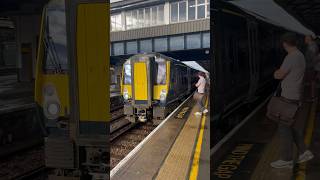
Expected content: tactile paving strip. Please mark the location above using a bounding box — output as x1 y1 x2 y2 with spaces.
156 101 203 180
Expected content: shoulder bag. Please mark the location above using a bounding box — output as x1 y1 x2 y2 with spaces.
266 85 300 126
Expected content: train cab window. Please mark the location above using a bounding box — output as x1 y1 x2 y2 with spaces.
155 58 166 85
124 62 132 85
42 0 68 73
110 68 116 85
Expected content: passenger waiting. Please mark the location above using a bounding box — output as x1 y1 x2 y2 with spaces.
269 33 313 169
194 72 208 116
305 35 320 100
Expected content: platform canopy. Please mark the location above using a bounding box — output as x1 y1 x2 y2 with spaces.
111 0 124 2
182 61 209 74
227 0 315 36
275 0 320 35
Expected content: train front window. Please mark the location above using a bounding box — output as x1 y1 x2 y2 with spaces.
43 0 68 73
124 63 132 85
155 58 166 85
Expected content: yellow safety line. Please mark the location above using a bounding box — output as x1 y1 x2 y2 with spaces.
296 101 317 180
189 98 209 180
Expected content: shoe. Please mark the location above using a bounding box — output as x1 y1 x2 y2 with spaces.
270 160 293 169
203 109 208 114
298 150 314 163
194 112 202 116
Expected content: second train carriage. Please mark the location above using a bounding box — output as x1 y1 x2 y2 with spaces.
121 53 198 123
212 1 307 135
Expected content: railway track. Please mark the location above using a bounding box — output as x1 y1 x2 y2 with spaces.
110 107 132 141
109 100 183 170
108 96 189 170
0 146 45 180
111 105 123 113
0 105 43 159
110 121 156 169
15 166 47 180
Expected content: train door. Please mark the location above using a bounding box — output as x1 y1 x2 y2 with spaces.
131 56 154 121
132 57 153 106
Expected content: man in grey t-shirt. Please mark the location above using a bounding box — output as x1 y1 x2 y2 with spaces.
271 33 314 169
278 48 305 100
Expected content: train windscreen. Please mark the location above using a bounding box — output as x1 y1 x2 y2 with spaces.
155 58 166 85
42 0 68 73
123 61 132 85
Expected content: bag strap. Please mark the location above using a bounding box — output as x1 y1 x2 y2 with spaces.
273 82 281 97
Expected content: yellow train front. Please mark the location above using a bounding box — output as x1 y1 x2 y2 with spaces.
121 53 197 123
34 0 109 179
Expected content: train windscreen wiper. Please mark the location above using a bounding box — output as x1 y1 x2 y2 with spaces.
43 15 62 73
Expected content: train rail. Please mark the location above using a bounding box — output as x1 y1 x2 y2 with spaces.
110 122 156 169
111 105 123 113
212 92 272 147
15 166 47 180
0 67 17 76
0 105 43 159
0 146 45 180
109 98 186 170
110 107 131 141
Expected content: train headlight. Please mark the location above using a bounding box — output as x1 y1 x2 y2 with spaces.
160 90 166 102
48 103 60 115
123 88 129 100
124 92 129 100
45 102 60 119
43 84 61 120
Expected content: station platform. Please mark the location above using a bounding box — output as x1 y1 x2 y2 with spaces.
110 94 210 180
213 92 320 179
0 75 34 114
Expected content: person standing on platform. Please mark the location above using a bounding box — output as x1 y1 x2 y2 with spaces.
270 33 314 169
194 72 208 116
305 35 319 100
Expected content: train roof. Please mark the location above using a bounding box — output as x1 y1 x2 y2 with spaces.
226 0 315 36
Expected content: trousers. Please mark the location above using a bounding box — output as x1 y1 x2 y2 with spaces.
278 122 306 161
196 93 205 112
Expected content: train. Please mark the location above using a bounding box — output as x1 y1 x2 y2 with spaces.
34 0 109 179
212 1 297 135
121 53 198 123
212 1 311 138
